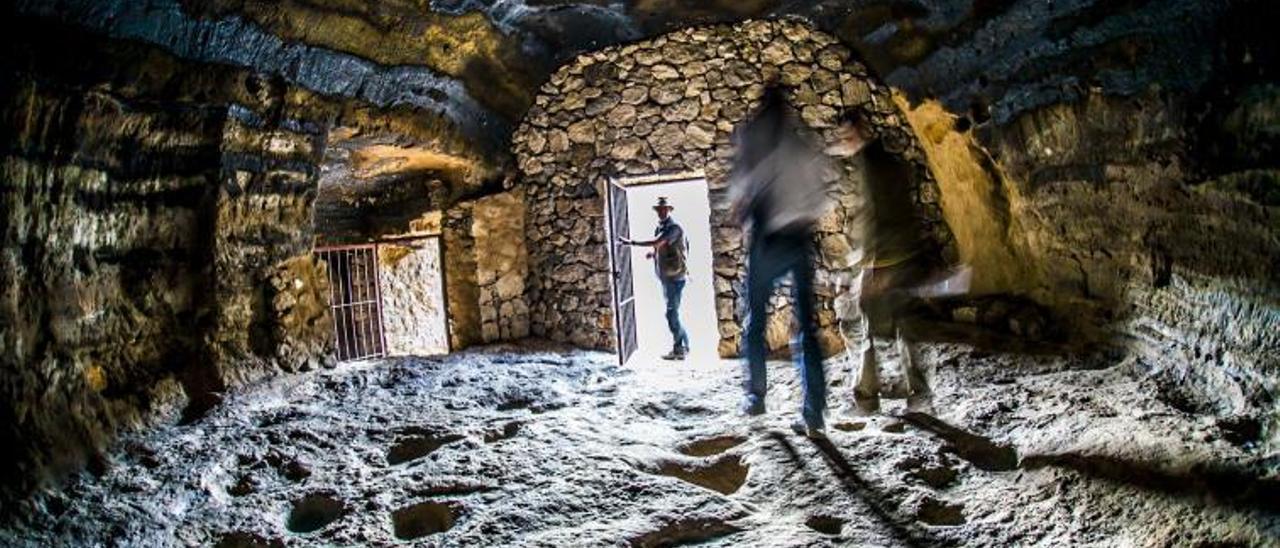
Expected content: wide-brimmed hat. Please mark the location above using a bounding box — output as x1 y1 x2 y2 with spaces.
653 197 674 211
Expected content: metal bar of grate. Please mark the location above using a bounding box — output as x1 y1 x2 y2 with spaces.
315 244 386 362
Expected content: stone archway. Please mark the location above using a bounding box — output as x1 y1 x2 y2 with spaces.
513 18 954 357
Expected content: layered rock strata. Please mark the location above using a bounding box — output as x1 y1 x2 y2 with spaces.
1 24 334 502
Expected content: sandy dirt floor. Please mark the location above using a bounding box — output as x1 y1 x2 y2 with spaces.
2 338 1277 547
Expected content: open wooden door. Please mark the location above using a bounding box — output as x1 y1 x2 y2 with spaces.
605 178 638 365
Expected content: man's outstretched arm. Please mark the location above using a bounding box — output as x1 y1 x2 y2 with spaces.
618 234 674 251
618 237 662 248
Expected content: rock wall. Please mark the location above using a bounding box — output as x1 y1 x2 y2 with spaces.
513 20 954 356
887 1 1280 448
977 90 1280 448
442 203 482 351
1 26 333 502
378 240 449 356
207 92 333 388
1 81 221 502
473 192 531 343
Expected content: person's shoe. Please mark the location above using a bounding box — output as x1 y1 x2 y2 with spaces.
661 349 686 361
790 420 827 440
739 397 766 417
853 394 881 416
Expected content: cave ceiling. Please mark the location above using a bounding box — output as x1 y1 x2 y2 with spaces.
12 0 1235 237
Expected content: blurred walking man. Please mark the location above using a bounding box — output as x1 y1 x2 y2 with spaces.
619 197 690 360
729 86 834 438
833 112 950 415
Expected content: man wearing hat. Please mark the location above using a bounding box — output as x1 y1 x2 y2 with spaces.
618 197 690 360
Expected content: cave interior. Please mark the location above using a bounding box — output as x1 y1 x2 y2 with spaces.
1 0 1278 546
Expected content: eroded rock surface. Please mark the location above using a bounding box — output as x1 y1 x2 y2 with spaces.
2 341 1275 546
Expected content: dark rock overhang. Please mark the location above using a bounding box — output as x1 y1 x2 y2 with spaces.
13 0 1234 153
13 0 1261 242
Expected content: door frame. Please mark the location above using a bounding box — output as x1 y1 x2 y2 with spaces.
603 170 706 366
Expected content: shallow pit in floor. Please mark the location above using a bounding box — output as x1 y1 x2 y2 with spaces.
484 421 522 443
285 494 345 534
805 515 846 535
677 435 746 457
916 497 965 526
215 531 283 548
387 431 464 465
628 517 741 547
392 501 459 540
655 454 749 495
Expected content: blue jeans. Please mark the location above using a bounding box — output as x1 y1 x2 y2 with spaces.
661 277 689 352
742 231 825 428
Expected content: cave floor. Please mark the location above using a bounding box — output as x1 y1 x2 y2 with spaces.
3 339 1277 547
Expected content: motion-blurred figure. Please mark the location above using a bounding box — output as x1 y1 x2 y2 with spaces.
834 112 963 414
619 197 690 360
729 86 833 438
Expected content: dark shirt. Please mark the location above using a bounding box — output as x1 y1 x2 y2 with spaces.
653 217 688 281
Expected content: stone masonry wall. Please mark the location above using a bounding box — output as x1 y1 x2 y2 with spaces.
473 191 531 343
513 20 954 356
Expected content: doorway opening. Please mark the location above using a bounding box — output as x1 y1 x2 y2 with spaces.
606 174 719 366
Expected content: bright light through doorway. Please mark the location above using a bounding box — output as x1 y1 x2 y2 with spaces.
625 178 720 365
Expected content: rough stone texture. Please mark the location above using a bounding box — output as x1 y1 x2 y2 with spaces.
514 20 953 356
268 255 335 372
442 203 482 352
1 343 1275 545
378 241 449 357
977 91 1280 450
312 114 504 244
4 0 1278 511
207 96 333 388
881 2 1280 447
0 25 333 502
472 192 531 343
12 1 1266 253
12 0 510 146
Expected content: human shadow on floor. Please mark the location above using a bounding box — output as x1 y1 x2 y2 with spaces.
766 432 938 548
901 411 1280 514
898 412 1018 471
1019 451 1280 514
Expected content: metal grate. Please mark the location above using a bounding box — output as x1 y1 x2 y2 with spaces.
315 244 387 362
